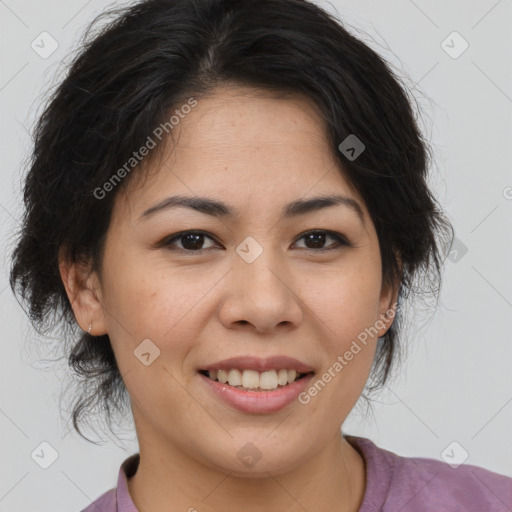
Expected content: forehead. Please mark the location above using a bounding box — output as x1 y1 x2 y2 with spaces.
177 85 329 147
119 84 363 219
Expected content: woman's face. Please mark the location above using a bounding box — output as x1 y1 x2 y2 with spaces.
79 85 397 474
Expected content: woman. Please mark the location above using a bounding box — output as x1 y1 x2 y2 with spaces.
9 0 512 510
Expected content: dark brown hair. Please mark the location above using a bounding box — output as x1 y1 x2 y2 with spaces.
10 0 454 443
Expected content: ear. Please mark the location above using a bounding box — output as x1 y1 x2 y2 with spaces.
58 247 108 336
376 257 402 338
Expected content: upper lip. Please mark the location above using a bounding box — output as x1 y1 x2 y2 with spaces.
199 356 315 374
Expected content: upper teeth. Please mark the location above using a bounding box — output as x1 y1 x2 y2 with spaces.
208 369 301 390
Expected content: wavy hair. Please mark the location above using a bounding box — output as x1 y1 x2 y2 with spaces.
10 0 454 443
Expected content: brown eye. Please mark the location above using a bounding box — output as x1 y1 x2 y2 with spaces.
159 229 350 254
293 230 350 251
163 231 218 252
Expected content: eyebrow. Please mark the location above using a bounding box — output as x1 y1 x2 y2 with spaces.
139 194 365 225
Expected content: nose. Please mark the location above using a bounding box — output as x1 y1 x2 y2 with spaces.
218 251 304 334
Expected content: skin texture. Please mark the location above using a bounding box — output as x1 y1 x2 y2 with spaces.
60 84 399 512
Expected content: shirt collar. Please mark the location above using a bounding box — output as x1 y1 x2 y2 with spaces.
116 453 140 511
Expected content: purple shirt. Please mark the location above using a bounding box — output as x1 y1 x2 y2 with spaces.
80 435 512 511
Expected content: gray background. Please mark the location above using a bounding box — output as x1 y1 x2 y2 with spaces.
1 0 511 510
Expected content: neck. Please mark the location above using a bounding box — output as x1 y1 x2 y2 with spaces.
127 431 366 512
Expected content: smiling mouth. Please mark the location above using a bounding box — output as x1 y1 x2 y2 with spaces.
198 368 314 392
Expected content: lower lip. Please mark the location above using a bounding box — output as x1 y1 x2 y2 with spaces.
198 372 315 414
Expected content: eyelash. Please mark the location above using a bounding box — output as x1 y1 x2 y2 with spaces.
160 229 351 254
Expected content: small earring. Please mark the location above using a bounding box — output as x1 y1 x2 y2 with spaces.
88 322 92 334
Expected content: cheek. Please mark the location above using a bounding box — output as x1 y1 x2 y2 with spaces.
101 252 218 351
305 273 380 406
303 264 383 344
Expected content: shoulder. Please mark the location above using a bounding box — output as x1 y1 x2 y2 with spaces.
389 451 512 511
346 435 512 512
80 488 116 512
78 453 139 512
